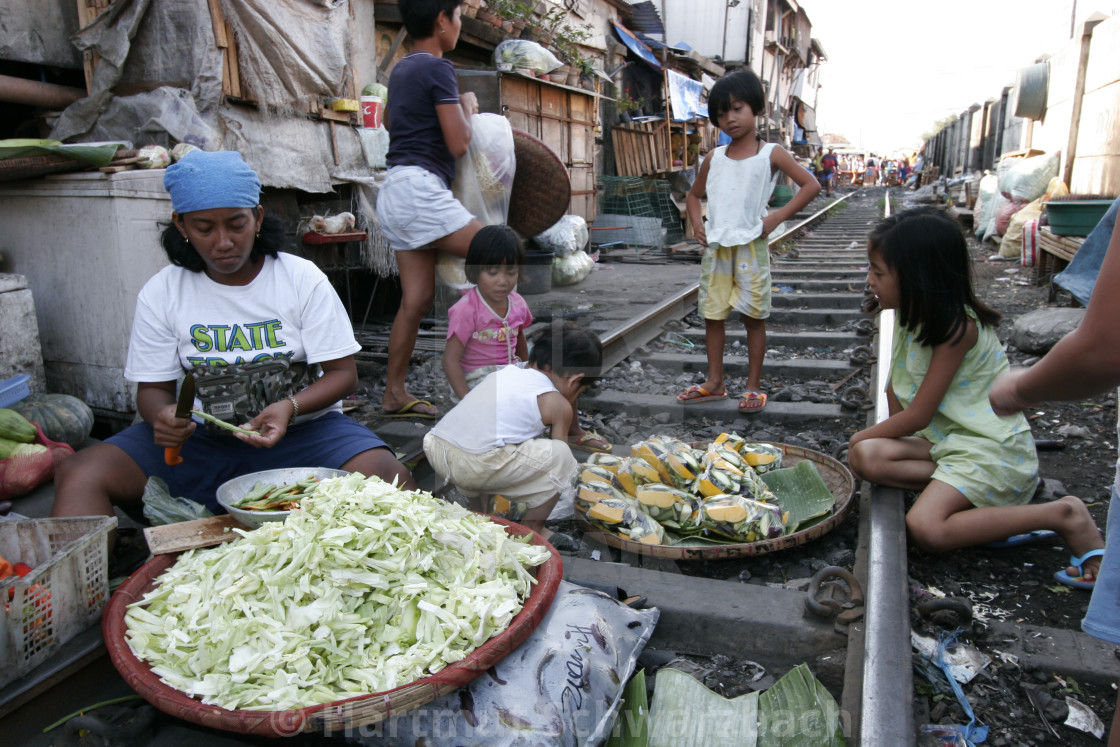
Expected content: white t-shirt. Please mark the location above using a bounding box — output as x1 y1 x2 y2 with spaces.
704 141 778 247
430 366 556 454
124 253 360 418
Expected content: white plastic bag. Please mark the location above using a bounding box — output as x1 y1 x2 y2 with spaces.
552 250 594 286
974 173 999 239
354 581 659 746
535 215 589 258
493 39 563 75
442 114 517 289
1001 152 1060 203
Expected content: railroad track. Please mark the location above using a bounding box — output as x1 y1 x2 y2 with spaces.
370 189 904 742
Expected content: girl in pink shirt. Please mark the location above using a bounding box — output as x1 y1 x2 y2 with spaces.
443 226 532 400
443 226 612 452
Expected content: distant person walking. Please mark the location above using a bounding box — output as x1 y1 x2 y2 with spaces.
819 148 838 196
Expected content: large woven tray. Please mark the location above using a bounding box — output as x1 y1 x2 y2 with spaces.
508 129 570 238
578 442 856 560
103 518 562 737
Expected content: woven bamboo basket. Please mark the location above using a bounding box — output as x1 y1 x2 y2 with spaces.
102 518 562 737
507 129 571 238
577 442 856 560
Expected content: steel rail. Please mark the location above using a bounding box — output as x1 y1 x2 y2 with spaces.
598 191 860 373
858 192 915 745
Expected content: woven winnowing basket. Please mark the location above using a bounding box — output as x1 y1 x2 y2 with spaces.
0 516 116 689
508 130 571 238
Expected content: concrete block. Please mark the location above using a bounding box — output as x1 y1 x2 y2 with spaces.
0 273 46 395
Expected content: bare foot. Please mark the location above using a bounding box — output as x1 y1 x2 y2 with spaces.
1055 495 1105 580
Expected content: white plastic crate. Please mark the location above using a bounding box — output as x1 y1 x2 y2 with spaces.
0 516 116 688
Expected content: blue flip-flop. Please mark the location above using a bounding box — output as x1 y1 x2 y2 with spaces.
1054 548 1106 590
984 530 1059 549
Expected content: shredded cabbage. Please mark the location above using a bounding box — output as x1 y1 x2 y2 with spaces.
124 475 550 711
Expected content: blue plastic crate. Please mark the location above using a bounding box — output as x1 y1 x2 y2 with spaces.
0 374 30 408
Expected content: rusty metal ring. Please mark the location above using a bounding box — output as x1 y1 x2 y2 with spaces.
855 319 876 336
805 566 864 619
916 597 973 628
849 345 874 365
840 385 869 410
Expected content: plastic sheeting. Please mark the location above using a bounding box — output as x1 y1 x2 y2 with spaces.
50 0 364 193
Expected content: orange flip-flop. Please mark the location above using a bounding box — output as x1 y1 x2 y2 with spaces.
677 384 728 404
738 391 767 412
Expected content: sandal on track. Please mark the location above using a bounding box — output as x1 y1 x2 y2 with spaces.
677 384 728 404
571 431 613 453
738 391 768 412
1054 548 1106 590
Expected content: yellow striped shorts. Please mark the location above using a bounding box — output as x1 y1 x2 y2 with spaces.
697 236 771 321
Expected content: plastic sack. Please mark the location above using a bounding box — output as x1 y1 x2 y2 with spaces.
442 114 517 290
1002 152 1060 203
552 250 594 286
999 197 1043 258
141 476 214 526
0 422 73 500
994 196 1023 238
354 581 659 746
974 173 1000 239
535 215 589 258
493 39 563 75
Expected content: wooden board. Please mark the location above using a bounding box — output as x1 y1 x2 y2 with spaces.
143 515 250 555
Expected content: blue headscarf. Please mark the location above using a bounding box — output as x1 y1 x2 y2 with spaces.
163 150 261 214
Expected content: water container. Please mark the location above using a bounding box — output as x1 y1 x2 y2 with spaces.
519 251 554 295
769 184 794 208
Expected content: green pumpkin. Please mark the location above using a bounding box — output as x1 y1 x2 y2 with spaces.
10 394 94 449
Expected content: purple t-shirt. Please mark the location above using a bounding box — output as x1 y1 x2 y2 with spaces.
446 288 533 372
385 52 461 187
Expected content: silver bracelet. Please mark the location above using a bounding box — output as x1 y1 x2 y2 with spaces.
287 396 300 425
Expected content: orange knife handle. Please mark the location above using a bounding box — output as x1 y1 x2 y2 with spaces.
164 446 184 466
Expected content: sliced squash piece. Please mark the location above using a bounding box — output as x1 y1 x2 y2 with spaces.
705 502 749 524
588 501 627 524
492 494 512 513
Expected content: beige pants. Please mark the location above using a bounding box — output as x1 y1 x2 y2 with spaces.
423 433 577 515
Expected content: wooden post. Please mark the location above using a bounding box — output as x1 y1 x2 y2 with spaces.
663 68 671 172
1063 17 1104 189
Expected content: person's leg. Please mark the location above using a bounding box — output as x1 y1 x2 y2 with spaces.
1111 689 1120 747
51 442 149 518
430 219 483 258
907 485 1104 570
742 315 767 394
847 436 936 489
702 318 727 393
342 447 418 491
383 248 439 415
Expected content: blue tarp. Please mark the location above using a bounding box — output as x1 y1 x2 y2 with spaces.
1053 195 1120 306
611 19 661 70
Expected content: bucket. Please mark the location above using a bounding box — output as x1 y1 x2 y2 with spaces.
769 184 794 208
360 95 383 129
519 251 554 295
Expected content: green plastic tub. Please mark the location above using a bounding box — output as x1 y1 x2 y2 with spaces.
1045 199 1113 236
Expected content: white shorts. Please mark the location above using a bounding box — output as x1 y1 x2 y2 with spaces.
375 165 474 251
423 432 577 512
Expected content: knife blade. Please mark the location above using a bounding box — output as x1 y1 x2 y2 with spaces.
164 372 195 466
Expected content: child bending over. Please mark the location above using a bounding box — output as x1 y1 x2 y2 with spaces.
848 207 1103 581
425 321 603 553
443 226 610 451
682 69 820 413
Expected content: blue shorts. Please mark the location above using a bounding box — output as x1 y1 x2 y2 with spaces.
106 412 389 512
1083 487 1120 644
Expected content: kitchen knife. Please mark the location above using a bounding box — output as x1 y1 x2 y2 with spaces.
164 372 195 466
